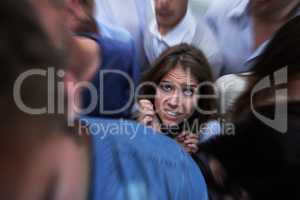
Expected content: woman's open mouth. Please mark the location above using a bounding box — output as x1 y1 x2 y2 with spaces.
163 110 183 122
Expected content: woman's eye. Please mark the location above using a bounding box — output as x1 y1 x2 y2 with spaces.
159 84 173 92
183 88 194 96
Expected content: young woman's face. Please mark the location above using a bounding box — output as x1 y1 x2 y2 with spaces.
154 65 199 126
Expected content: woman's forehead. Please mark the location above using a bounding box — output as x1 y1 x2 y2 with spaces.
161 66 198 85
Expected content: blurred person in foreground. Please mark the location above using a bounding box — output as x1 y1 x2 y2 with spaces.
195 15 300 200
65 0 139 119
0 0 209 199
0 0 90 199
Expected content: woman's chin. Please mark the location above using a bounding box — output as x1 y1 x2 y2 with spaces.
159 113 184 127
161 119 181 127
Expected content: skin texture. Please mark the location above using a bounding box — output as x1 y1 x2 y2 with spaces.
64 0 101 83
30 0 71 54
64 0 101 117
250 0 299 20
154 65 198 126
0 115 90 200
65 0 93 33
138 65 200 153
1 0 92 199
250 0 299 50
18 133 90 200
154 0 188 35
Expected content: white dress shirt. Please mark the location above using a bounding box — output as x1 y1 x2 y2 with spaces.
144 7 223 79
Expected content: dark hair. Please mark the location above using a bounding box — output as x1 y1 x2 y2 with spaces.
199 16 300 199
199 103 300 199
139 44 217 132
233 15 300 117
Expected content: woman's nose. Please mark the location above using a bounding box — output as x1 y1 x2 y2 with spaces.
167 92 180 108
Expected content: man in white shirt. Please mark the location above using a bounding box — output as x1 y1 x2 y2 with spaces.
144 0 222 79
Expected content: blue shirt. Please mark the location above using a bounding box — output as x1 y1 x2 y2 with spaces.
85 118 208 200
81 24 140 118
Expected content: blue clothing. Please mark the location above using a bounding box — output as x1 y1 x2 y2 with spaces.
81 24 140 118
84 118 208 200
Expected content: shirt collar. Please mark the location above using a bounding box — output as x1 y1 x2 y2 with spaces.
149 8 196 46
227 0 250 19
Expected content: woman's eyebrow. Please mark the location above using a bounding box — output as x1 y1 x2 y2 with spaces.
160 80 171 84
182 83 197 88
160 80 197 87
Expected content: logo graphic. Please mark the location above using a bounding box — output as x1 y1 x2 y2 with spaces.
251 67 288 133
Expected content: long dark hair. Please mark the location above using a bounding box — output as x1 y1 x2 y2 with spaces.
233 15 300 118
139 44 217 132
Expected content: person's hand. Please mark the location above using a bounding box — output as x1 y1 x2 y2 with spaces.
137 99 160 131
176 132 199 154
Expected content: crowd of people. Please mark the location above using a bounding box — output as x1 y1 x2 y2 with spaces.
1 0 300 199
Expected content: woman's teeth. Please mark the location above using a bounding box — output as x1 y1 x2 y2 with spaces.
167 111 178 116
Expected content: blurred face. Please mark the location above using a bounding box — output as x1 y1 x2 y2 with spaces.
65 0 92 33
16 134 90 200
250 0 298 19
30 0 71 52
154 0 188 30
154 65 199 126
